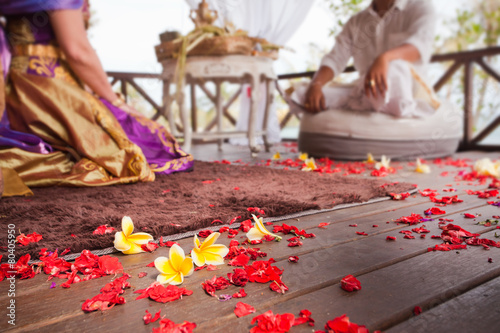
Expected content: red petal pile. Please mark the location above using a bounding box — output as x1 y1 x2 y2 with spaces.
135 282 193 303
323 314 369 333
390 192 410 200
201 275 231 297
81 273 130 312
16 232 43 246
395 213 424 225
227 268 249 286
92 225 115 235
250 310 295 333
273 223 315 238
151 318 196 333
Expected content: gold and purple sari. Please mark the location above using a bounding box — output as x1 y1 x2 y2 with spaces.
0 0 193 196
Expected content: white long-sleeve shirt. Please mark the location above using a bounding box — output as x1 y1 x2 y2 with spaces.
320 0 437 78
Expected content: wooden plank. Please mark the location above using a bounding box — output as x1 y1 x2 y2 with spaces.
387 275 500 333
197 229 500 332
4 204 499 332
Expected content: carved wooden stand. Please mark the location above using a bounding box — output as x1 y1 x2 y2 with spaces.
159 55 277 155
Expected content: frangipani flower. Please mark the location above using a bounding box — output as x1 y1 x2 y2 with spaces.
365 153 375 164
375 155 391 170
474 158 500 178
191 232 229 267
298 152 308 161
272 152 281 160
301 157 317 172
246 215 282 242
155 244 194 285
114 216 154 254
415 158 431 174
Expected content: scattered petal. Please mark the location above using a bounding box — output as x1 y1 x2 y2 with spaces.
340 275 361 292
234 302 255 318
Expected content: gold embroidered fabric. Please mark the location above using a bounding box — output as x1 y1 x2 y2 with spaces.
1 17 156 196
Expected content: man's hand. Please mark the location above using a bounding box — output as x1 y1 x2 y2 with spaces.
304 82 326 113
364 54 389 99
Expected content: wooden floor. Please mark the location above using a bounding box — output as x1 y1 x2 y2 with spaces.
1 143 500 333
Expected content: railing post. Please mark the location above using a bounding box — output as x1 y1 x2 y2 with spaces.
463 61 474 147
121 79 127 102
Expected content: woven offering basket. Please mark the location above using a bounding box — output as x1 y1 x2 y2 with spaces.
155 35 254 61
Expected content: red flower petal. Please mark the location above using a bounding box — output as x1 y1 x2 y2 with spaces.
134 282 193 303
234 302 255 318
92 225 115 235
413 306 422 316
198 230 213 238
390 192 410 200
228 254 250 267
232 288 247 298
141 242 159 253
16 232 43 246
251 311 295 332
340 275 361 292
325 314 368 333
288 256 299 263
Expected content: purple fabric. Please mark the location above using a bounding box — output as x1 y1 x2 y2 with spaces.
0 120 53 153
101 99 194 175
0 0 83 15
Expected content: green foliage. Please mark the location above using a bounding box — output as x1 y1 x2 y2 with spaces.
323 0 370 35
441 0 500 51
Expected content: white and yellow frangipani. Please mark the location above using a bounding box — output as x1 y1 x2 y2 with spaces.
365 153 375 164
113 216 154 254
190 232 229 267
246 215 282 242
415 158 431 174
474 158 500 178
298 152 308 161
375 155 391 170
272 152 281 160
155 244 194 285
301 157 317 172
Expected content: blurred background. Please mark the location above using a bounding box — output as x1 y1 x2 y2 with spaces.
89 0 500 144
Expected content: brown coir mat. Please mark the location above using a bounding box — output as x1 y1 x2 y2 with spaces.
0 161 414 259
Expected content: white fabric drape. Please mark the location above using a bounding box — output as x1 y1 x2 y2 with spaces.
185 0 314 145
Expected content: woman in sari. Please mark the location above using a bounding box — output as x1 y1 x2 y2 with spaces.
0 0 193 197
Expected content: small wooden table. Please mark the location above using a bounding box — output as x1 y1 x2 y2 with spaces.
159 55 277 154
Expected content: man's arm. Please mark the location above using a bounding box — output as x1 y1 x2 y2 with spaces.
365 43 420 98
304 66 335 113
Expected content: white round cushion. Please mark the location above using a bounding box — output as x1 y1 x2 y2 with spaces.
298 100 463 160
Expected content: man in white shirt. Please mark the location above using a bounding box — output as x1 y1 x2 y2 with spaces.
298 0 439 118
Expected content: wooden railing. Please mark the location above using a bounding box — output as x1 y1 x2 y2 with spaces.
107 71 162 119
107 46 500 151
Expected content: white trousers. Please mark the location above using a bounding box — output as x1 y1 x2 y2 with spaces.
292 60 438 118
